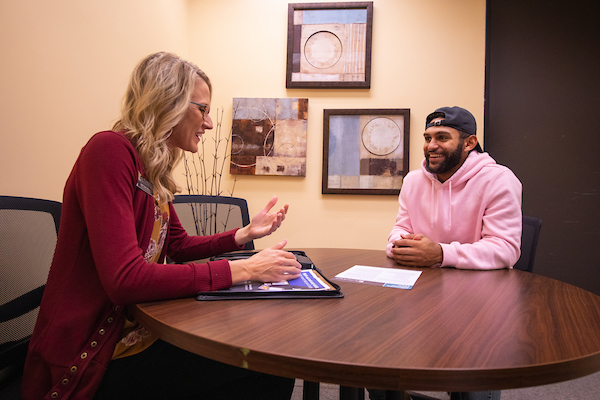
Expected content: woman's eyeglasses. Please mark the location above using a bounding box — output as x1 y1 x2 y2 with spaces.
190 102 209 118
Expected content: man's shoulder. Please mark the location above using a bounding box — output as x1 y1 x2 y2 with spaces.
472 161 522 195
465 152 517 180
480 161 519 181
404 167 430 184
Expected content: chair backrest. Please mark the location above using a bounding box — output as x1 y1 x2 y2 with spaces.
0 196 61 371
513 215 542 272
172 195 254 250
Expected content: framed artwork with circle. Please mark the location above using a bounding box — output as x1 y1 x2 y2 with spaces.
323 109 410 195
230 97 308 177
286 2 373 89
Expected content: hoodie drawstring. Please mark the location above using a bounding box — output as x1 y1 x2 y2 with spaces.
430 180 435 229
448 181 452 228
430 180 453 230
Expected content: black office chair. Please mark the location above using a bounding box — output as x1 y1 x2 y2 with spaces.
172 195 254 250
513 215 542 272
0 196 61 397
349 215 544 400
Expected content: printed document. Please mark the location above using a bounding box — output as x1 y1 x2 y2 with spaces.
334 265 422 289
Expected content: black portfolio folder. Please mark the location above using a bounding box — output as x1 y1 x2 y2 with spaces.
196 250 344 300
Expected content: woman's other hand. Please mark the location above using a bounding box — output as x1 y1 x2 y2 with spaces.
229 240 301 284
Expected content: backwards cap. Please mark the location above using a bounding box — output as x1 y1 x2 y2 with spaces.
425 106 482 152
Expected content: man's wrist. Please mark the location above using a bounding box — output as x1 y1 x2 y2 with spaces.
427 243 443 267
435 243 450 267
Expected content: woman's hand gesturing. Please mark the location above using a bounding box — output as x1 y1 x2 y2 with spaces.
235 196 289 246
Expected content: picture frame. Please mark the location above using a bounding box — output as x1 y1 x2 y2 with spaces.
230 97 308 177
322 109 410 195
286 2 373 89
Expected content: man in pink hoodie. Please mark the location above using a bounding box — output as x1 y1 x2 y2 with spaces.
377 106 521 400
386 106 522 271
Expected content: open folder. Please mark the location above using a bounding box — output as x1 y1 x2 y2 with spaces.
196 250 343 300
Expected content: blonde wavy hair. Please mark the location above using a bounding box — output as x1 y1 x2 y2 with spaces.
112 52 211 203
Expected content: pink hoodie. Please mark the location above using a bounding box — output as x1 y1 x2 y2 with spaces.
386 151 522 270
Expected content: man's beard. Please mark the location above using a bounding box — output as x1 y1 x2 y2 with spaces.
425 139 464 175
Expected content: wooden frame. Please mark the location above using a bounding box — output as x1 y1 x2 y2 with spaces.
286 2 373 89
322 109 410 195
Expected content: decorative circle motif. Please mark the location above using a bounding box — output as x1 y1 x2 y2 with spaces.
275 143 297 163
231 134 244 155
230 105 276 168
361 118 402 156
304 31 343 69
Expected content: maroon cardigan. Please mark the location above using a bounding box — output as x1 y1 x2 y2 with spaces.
22 131 242 400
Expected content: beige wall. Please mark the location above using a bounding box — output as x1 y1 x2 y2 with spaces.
0 0 486 251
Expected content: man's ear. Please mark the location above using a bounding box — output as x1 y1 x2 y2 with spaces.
464 135 479 152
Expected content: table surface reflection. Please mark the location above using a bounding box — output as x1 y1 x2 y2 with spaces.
132 248 600 391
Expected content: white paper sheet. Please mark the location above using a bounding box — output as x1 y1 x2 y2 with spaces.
334 265 422 289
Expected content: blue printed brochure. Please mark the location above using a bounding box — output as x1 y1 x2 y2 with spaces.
196 250 344 300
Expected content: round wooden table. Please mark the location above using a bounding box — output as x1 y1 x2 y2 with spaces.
132 248 600 392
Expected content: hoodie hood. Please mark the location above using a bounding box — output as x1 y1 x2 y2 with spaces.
420 151 497 229
421 151 496 187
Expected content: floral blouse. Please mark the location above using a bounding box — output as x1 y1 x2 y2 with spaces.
111 197 170 360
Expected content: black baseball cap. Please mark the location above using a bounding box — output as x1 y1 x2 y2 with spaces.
425 106 482 152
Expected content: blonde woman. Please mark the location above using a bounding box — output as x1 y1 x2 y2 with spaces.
22 52 299 400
